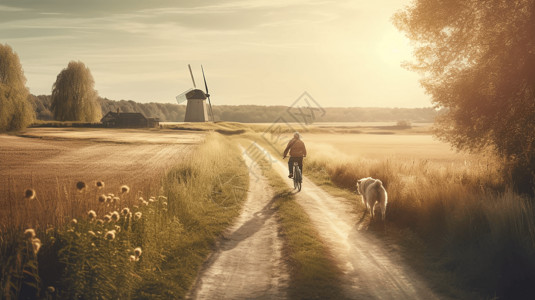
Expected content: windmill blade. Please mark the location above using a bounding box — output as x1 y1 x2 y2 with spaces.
175 88 193 104
201 65 215 122
201 65 209 95
188 64 196 88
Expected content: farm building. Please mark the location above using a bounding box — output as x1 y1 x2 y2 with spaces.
101 110 159 128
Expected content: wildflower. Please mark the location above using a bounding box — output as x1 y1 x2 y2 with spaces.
88 210 97 220
138 197 144 202
114 225 121 232
71 218 78 225
112 196 120 203
129 255 139 262
32 238 42 254
134 212 142 220
24 228 36 239
88 230 96 237
47 286 55 293
111 211 120 222
98 194 107 203
24 189 36 200
103 215 111 222
142 200 149 206
133 205 139 209
149 197 156 203
121 207 130 215
162 202 168 207
96 219 104 225
158 195 167 201
105 230 116 240
106 196 112 203
76 181 87 192
91 242 96 247
96 181 105 189
134 247 142 257
120 185 130 194
108 193 115 197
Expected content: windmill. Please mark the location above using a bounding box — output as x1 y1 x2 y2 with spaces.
176 65 214 122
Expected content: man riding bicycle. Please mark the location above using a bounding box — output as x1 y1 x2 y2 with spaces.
283 132 307 178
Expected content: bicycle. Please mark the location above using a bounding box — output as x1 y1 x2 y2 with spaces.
292 161 302 192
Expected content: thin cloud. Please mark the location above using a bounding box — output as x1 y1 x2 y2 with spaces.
0 5 27 12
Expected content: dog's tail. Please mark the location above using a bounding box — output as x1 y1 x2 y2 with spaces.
370 180 387 202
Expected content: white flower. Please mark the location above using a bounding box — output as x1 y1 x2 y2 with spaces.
120 185 130 194
121 207 130 215
88 210 97 219
98 194 107 203
111 211 120 222
134 212 142 220
134 247 142 257
105 230 116 240
24 189 36 200
95 181 105 189
24 228 36 239
32 238 42 254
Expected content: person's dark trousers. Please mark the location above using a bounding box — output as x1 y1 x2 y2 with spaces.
288 156 303 175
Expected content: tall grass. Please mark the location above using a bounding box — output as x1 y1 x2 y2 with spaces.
1 132 249 299
305 146 535 298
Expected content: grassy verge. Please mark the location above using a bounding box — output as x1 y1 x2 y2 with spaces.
304 149 535 299
239 136 345 299
1 132 249 299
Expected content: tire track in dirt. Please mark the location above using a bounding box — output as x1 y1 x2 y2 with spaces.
255 143 440 300
188 149 289 300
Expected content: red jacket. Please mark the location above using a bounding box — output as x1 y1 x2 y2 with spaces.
284 138 307 157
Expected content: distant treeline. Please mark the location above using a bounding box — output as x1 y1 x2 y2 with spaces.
28 94 438 123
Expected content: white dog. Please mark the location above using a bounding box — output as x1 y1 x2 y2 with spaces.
356 177 388 221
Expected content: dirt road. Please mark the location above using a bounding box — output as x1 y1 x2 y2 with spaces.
0 128 203 227
260 143 440 299
188 149 289 299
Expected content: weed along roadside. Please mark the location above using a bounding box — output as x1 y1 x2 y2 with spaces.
0 132 249 299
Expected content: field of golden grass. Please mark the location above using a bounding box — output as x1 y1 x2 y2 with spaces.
295 129 535 299
0 129 249 299
2 122 535 299
0 128 202 229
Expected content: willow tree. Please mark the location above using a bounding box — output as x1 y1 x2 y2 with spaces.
51 61 101 122
394 0 535 193
0 43 34 132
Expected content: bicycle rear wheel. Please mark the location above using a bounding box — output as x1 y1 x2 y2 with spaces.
294 165 302 192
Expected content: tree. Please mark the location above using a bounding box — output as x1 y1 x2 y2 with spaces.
51 61 101 122
394 0 535 194
0 43 34 132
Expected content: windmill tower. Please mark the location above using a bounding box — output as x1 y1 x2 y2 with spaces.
176 65 214 122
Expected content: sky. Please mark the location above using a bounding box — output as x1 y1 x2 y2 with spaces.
0 0 429 108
